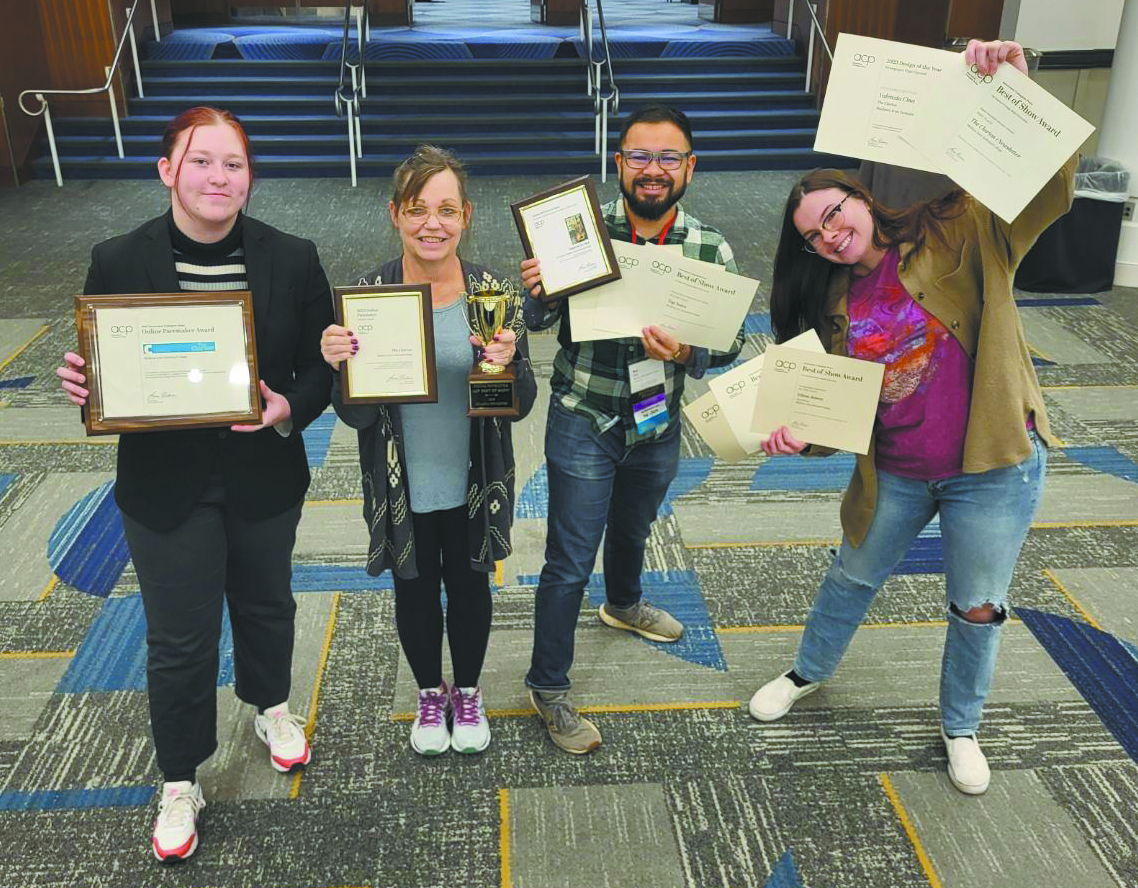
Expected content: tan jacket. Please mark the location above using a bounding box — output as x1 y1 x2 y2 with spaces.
816 154 1077 547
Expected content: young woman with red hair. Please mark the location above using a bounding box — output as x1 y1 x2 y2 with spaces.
56 107 333 863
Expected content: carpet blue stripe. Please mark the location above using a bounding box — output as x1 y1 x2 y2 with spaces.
47 481 131 597
303 411 338 467
1060 446 1138 484
1016 608 1138 764
518 569 727 671
763 850 803 888
1015 297 1101 307
291 564 395 592
744 313 772 337
57 596 149 692
751 453 856 491
0 375 33 389
0 786 154 811
0 473 15 500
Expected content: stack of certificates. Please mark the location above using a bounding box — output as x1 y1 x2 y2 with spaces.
684 329 885 460
815 34 1093 222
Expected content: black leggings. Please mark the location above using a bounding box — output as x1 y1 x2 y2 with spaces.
392 505 491 689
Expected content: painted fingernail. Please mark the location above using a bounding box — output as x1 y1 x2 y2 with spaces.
351 338 358 345
347 330 354 336
352 345 359 353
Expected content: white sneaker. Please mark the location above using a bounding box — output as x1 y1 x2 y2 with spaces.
254 702 312 773
748 671 820 721
449 685 491 754
941 726 990 795
410 683 450 756
151 780 205 863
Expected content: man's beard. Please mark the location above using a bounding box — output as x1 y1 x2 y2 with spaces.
620 173 688 222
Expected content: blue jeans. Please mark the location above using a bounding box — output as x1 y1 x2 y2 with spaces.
794 433 1048 735
526 399 681 691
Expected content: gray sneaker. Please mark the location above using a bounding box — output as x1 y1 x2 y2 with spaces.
528 689 601 755
598 601 684 642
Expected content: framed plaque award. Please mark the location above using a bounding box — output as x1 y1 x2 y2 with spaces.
511 176 621 300
74 291 261 436
334 284 438 405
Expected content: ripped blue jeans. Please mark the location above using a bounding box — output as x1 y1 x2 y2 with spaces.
794 432 1048 735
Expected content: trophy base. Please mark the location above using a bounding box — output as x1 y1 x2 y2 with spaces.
468 365 519 417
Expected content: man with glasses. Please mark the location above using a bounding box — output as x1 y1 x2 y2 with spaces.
519 103 745 754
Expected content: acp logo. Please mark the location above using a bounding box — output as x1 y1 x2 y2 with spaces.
618 256 639 268
700 404 720 420
356 324 373 333
774 359 796 372
109 325 133 334
725 381 746 394
969 64 994 84
852 52 875 67
651 261 672 274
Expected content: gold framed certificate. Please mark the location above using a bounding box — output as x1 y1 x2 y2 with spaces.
334 284 438 405
74 291 261 436
511 176 621 299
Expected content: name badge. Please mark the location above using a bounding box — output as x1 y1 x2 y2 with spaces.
629 358 668 434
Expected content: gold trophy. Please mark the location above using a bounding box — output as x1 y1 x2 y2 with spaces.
464 272 526 417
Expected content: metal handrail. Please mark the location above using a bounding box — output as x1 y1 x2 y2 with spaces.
334 1 368 187
791 2 834 97
17 0 157 186
583 0 619 182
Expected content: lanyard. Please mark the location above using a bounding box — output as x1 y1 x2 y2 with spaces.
631 212 676 246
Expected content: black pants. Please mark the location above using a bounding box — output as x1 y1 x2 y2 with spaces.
121 476 301 781
392 505 491 689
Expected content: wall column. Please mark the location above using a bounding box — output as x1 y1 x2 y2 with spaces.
1097 0 1138 287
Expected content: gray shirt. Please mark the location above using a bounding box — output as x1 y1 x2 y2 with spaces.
401 296 472 513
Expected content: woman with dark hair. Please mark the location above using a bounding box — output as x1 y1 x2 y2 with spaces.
56 106 332 862
320 145 535 757
748 40 1076 795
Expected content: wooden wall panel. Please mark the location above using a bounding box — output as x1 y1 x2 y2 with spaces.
0 2 51 184
947 0 1005 41
37 0 119 116
170 0 230 25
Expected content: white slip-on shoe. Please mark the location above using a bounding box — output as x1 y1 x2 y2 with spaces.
151 780 205 863
941 726 990 795
748 671 820 722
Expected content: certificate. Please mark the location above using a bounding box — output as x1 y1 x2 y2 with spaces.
708 329 825 453
74 291 261 436
901 54 1093 222
571 242 682 342
335 284 437 404
815 34 957 172
512 176 621 300
751 345 884 455
683 390 751 464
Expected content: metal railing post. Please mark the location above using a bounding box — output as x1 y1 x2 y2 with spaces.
350 67 362 158
150 0 160 41
805 6 815 94
347 103 357 187
600 99 608 183
127 8 144 98
40 97 62 187
787 1 794 40
106 67 124 158
356 5 367 98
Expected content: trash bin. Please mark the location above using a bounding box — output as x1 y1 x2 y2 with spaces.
1015 157 1132 294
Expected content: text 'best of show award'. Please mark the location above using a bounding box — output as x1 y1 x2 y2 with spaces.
464 272 526 418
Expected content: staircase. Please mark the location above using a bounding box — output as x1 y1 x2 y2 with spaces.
33 55 847 180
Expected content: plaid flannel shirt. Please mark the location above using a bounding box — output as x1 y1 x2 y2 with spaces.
524 198 744 447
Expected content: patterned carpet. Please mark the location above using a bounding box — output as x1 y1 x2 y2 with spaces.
1 169 1137 887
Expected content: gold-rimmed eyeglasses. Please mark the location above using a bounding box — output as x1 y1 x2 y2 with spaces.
401 205 464 225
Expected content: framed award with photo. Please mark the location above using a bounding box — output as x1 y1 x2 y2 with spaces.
74 291 262 436
334 284 438 405
511 176 621 300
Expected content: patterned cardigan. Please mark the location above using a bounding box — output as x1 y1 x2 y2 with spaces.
330 258 537 579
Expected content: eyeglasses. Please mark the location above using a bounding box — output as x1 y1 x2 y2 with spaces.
619 149 691 171
802 194 852 253
401 205 463 224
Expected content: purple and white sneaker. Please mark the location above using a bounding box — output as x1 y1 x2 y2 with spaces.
410 683 450 756
449 685 490 754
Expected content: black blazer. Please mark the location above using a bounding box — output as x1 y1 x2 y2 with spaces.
83 212 334 531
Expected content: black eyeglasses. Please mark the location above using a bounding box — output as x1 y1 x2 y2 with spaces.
801 194 852 253
619 149 692 171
